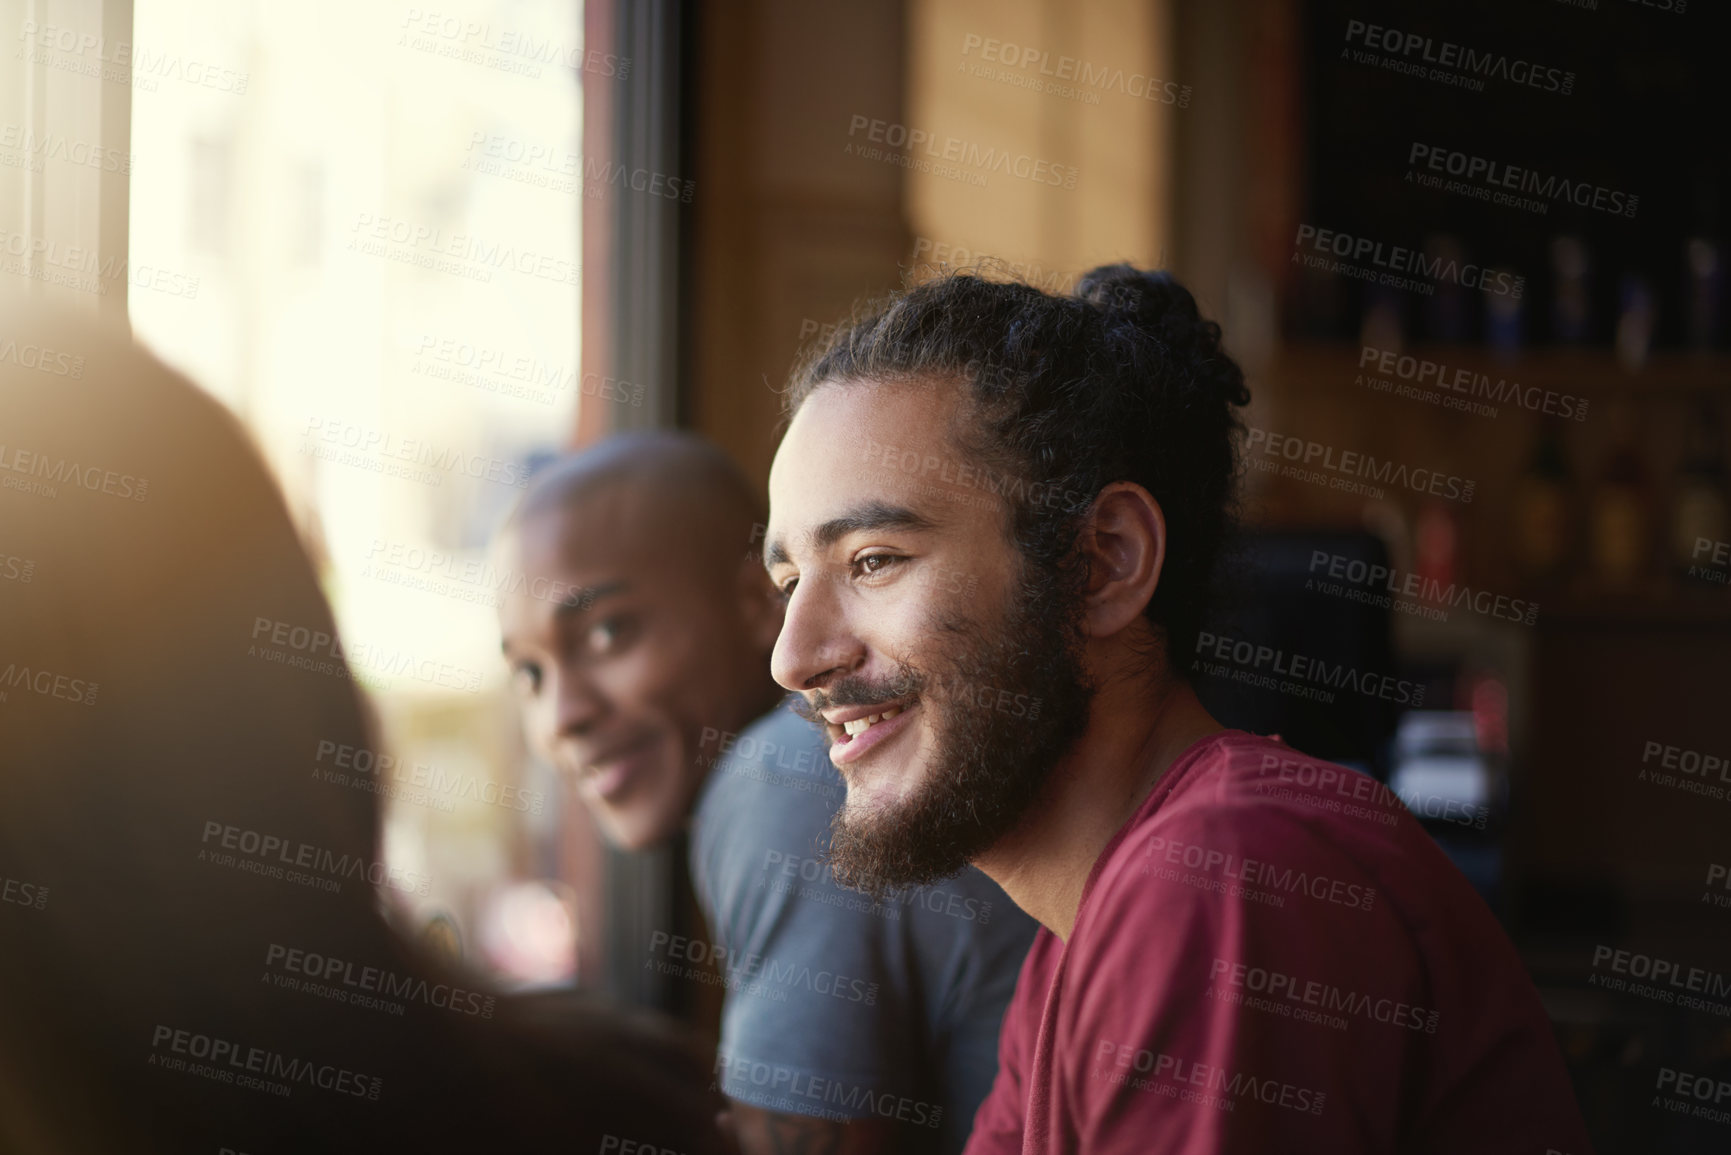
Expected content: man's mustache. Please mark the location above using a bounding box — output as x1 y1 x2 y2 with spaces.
791 667 924 724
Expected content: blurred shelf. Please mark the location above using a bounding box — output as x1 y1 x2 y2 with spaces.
1533 588 1731 627
1266 343 1731 396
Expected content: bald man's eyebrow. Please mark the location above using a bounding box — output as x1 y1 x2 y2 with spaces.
499 579 631 656
763 501 940 572
554 580 627 619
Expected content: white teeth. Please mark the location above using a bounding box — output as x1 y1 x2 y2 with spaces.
841 704 905 738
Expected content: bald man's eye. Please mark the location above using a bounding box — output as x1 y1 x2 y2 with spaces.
586 613 638 656
777 576 799 601
511 661 543 697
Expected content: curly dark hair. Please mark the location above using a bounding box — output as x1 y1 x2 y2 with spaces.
783 263 1250 677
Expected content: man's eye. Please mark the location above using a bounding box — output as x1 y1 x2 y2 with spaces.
852 553 902 579
778 577 799 600
587 614 636 654
511 662 543 696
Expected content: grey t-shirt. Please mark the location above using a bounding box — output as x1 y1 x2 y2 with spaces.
690 698 1038 1155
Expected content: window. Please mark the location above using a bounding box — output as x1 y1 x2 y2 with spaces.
128 0 589 989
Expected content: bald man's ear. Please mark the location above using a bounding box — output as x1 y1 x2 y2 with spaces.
734 549 786 655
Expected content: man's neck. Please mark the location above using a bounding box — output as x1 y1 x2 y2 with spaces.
974 664 1223 942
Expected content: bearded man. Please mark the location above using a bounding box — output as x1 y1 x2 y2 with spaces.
763 265 1594 1154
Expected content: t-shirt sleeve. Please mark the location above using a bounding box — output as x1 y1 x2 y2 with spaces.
691 735 927 1121
960 933 1050 1155
1058 806 1420 1154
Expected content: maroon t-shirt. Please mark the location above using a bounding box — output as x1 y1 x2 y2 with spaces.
963 730 1593 1155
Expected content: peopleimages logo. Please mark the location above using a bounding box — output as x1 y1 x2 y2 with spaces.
313 738 545 815
1654 1067 1731 1128
0 443 150 502
302 417 532 490
1590 944 1731 1018
0 662 99 706
845 115 1079 190
1142 832 1378 912
762 850 996 924
1306 547 1540 627
199 819 434 897
0 335 85 378
16 20 250 94
1294 225 1523 299
1246 426 1475 505
1407 144 1637 219
0 229 199 299
1 872 48 911
345 213 580 287
264 942 497 1019
958 33 1191 107
1341 19 1574 95
1207 958 1440 1034
1703 862 1731 911
1194 630 1425 708
1638 738 1731 803
1092 1041 1327 1116
713 1050 944 1128
249 615 486 694
0 123 132 175
397 8 629 81
1357 345 1587 423
909 237 1078 294
361 535 597 611
148 1024 380 1100
648 930 880 1006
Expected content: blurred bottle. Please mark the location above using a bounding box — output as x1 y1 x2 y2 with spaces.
1684 237 1721 351
1671 399 1729 581
1513 424 1575 586
1615 275 1656 372
1589 400 1653 591
1485 267 1524 358
1415 502 1458 593
1551 236 1592 344
1423 235 1471 343
1360 285 1404 352
1685 180 1721 352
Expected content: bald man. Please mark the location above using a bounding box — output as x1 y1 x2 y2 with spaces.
496 432 1037 1155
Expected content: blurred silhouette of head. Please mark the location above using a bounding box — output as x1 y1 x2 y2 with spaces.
497 433 786 850
0 299 727 1154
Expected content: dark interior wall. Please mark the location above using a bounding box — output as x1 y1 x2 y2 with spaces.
686 0 911 494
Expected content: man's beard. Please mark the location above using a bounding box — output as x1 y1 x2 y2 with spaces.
796 564 1094 896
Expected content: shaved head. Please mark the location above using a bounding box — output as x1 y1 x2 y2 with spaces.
507 431 764 574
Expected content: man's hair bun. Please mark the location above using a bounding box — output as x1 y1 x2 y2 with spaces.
1076 263 1250 410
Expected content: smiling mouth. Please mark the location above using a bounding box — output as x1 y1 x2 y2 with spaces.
841 704 905 738
580 732 659 777
830 698 917 744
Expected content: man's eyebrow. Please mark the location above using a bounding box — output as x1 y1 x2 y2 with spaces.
499 580 629 656
553 580 627 620
763 501 939 571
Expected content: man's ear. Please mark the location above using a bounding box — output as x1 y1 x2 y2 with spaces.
1076 481 1166 639
735 549 786 654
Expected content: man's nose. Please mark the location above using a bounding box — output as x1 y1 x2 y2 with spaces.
770 568 864 693
551 664 606 736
